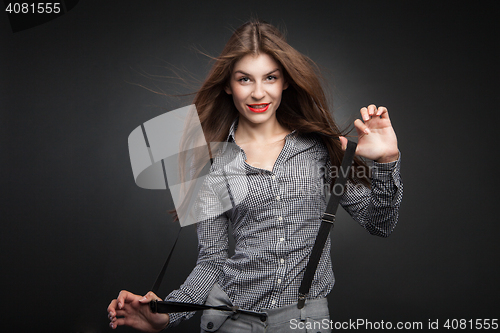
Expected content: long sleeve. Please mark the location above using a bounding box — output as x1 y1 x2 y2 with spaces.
340 154 403 237
164 186 230 328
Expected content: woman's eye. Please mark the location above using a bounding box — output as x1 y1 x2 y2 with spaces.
266 75 277 81
238 77 250 83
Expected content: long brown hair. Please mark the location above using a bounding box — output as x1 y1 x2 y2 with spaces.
194 19 370 187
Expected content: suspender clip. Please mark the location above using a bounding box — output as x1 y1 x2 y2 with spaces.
297 293 306 309
321 212 336 224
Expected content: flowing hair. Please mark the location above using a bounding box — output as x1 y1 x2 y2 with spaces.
170 19 370 223
194 19 370 186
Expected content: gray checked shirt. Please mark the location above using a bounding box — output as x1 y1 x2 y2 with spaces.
166 118 403 328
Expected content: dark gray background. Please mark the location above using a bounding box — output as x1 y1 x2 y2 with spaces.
1 1 498 332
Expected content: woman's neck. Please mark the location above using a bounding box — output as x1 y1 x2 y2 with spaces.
235 115 290 145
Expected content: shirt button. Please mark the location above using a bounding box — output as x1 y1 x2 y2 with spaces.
280 258 285 264
277 278 282 284
271 300 276 305
276 195 280 201
271 175 276 180
279 237 285 242
277 216 283 221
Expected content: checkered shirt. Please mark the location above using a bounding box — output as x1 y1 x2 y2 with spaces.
165 118 403 328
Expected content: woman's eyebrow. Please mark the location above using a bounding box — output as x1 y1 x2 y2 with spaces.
233 68 280 77
265 69 280 76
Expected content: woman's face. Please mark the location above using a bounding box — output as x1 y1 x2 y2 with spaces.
225 53 288 125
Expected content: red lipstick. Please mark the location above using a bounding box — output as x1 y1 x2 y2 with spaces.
247 103 270 113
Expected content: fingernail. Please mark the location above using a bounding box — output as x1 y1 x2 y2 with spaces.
363 115 369 121
118 302 122 309
364 128 371 134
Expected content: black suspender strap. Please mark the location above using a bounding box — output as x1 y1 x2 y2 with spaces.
149 299 268 321
297 140 357 309
151 226 182 295
150 158 214 295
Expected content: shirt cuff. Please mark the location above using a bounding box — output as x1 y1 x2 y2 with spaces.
372 151 401 180
371 151 402 207
164 311 186 329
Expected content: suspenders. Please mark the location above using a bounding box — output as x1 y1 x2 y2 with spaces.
297 140 356 308
150 140 357 315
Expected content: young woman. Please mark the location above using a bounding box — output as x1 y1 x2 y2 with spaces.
108 20 402 332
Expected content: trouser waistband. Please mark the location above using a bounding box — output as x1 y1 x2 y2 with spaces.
201 283 330 331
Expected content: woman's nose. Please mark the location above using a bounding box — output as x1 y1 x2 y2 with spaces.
251 83 265 100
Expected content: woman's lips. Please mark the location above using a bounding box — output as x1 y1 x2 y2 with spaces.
247 103 270 113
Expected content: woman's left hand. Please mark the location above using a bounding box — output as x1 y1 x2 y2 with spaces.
340 104 399 163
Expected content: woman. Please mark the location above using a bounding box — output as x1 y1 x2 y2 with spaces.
108 20 402 332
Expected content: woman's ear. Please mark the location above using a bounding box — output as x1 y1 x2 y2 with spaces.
283 81 289 90
224 85 232 95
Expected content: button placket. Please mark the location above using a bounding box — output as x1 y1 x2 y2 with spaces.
270 152 288 310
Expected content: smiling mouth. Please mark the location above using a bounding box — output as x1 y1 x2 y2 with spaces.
247 103 270 113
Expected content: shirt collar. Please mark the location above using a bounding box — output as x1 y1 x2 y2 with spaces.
226 116 239 143
218 116 300 162
226 116 297 143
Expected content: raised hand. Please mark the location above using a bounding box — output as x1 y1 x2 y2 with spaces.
340 104 399 163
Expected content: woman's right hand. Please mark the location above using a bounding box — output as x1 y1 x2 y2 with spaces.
107 290 170 332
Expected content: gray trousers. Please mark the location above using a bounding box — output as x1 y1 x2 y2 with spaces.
200 284 331 333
